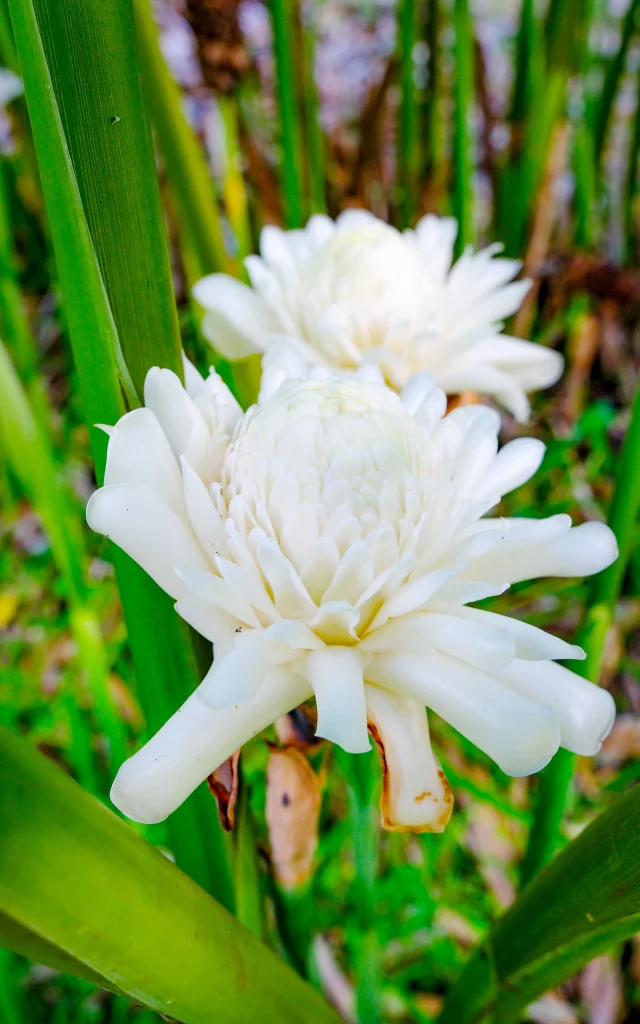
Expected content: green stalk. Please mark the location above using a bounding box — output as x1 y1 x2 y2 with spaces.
573 120 597 247
338 750 381 1024
624 70 640 263
301 19 326 216
218 94 253 261
9 0 233 905
269 0 305 227
424 0 442 182
398 0 418 228
520 375 640 885
452 0 475 254
233 772 264 940
133 0 232 276
0 949 24 1024
593 0 640 162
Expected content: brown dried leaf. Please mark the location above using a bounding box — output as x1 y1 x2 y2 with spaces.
184 0 252 94
207 749 240 831
266 746 321 888
275 705 322 752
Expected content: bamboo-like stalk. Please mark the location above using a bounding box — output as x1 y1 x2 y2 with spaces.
269 0 305 227
593 0 640 162
9 0 234 906
452 0 475 254
133 0 233 276
520 369 640 885
424 0 442 183
234 773 265 940
398 0 418 228
301 18 327 216
624 70 640 263
218 94 253 261
573 120 597 247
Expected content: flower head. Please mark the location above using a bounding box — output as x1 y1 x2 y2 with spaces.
87 349 616 831
193 210 563 421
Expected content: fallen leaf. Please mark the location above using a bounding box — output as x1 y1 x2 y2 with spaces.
207 749 240 831
266 746 322 888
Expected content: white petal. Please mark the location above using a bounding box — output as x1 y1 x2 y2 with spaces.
175 567 262 627
466 518 618 585
306 646 370 753
174 594 237 656
367 653 560 776
399 373 447 431
496 660 616 756
443 607 584 661
257 538 317 619
181 458 229 563
365 683 453 832
361 611 516 672
86 485 209 600
144 367 209 463
197 632 295 708
372 567 458 625
310 602 360 644
434 359 531 422
110 668 312 823
478 437 545 499
193 274 279 359
322 542 374 605
470 336 564 390
104 408 185 517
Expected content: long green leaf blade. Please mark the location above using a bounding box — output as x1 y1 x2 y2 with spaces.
438 782 640 1024
0 727 341 1024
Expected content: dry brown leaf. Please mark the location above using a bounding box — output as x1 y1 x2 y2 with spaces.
274 705 322 752
266 746 322 888
207 749 240 831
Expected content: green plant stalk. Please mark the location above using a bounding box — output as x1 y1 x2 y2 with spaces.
519 373 640 883
593 0 640 161
0 948 25 1024
437 777 640 1024
424 0 442 182
573 120 597 247
233 772 264 940
133 0 233 276
452 0 475 254
268 0 305 227
0 727 343 1024
301 19 326 216
510 0 542 129
398 0 418 228
10 0 233 904
338 750 381 1024
218 94 253 262
624 70 640 263
32 0 181 398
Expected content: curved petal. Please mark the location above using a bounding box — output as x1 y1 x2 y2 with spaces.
470 336 564 390
197 631 296 708
306 646 370 753
104 408 185 517
433 359 531 422
365 683 453 832
144 367 209 464
193 273 278 359
86 484 210 600
174 594 237 657
477 437 545 499
361 611 516 672
496 659 616 756
440 606 585 661
367 652 560 776
110 668 312 823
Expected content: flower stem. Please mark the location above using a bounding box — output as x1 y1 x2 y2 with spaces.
452 0 475 254
234 771 265 940
398 0 418 228
268 0 305 227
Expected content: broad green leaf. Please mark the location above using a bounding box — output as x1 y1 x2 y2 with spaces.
9 0 233 904
437 783 640 1024
0 727 342 1024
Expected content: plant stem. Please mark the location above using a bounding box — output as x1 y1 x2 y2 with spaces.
452 0 475 254
398 0 418 228
593 0 640 162
133 0 233 275
234 770 264 940
301 17 326 216
624 70 640 264
269 0 305 227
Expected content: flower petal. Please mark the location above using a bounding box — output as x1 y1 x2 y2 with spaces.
496 659 616 756
365 683 453 832
197 631 295 709
361 611 516 672
86 484 210 600
439 606 585 661
306 646 370 753
175 567 262 627
110 668 312 822
367 652 560 776
104 408 185 517
193 273 278 359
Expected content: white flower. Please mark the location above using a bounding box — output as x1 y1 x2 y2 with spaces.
193 210 563 422
86 349 617 832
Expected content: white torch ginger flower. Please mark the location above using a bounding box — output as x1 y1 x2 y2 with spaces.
87 348 617 832
193 210 563 422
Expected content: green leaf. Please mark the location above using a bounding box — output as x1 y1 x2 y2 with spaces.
9 0 233 904
452 0 475 254
437 783 640 1024
268 0 305 227
0 727 342 1024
